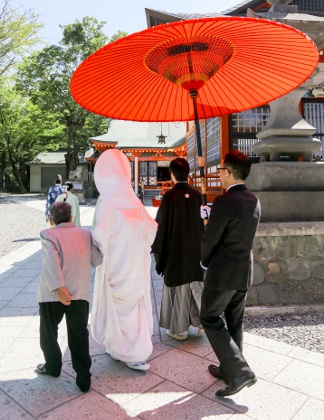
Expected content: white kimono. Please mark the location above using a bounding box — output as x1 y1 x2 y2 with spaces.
91 149 157 363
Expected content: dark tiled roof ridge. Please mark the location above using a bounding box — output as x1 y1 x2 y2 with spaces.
146 8 224 19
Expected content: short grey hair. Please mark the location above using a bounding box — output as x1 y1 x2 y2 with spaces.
50 202 71 225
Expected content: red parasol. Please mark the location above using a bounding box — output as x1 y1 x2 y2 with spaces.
70 16 318 204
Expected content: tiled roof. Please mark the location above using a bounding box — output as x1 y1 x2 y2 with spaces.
150 9 223 19
255 12 324 21
89 120 187 149
221 0 255 15
28 151 66 165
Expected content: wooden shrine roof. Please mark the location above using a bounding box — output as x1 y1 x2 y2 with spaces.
89 120 187 153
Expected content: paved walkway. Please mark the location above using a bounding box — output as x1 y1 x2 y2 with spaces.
0 199 323 419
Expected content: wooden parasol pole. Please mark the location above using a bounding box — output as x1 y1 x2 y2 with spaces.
190 89 207 206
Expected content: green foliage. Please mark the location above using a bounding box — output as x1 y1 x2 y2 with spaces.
0 80 63 191
74 113 109 155
16 17 123 173
0 0 42 75
60 16 108 61
109 30 127 43
0 8 125 191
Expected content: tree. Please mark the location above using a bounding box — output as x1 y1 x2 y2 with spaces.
0 0 42 75
0 81 62 192
16 17 126 177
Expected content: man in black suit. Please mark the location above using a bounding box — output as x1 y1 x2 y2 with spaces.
200 150 261 397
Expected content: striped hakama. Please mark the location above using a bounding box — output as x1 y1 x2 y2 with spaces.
159 281 203 334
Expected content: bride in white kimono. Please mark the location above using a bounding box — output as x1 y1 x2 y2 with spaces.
91 149 157 371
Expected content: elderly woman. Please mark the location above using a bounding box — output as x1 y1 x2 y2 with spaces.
91 149 157 371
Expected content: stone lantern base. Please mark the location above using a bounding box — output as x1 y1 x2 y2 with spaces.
252 136 322 163
246 162 324 222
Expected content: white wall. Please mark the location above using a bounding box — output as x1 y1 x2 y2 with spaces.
29 166 42 192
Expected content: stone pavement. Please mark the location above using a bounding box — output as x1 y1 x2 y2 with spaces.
0 199 324 419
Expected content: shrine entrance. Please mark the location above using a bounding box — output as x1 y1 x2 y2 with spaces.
139 161 171 186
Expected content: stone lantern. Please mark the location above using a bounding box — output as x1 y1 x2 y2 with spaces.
246 0 324 222
249 0 324 162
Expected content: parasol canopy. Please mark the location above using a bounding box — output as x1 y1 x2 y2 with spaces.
70 16 319 122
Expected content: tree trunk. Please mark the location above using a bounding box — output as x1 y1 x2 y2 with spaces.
7 149 28 193
65 123 79 177
11 164 28 193
20 161 30 190
0 152 6 192
73 133 79 172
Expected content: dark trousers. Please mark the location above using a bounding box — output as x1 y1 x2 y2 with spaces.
200 288 253 382
39 300 91 384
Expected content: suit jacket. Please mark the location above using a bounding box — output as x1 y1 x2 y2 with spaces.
152 182 204 287
38 222 102 303
201 184 261 291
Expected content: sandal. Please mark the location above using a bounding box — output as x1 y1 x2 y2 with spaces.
126 361 150 371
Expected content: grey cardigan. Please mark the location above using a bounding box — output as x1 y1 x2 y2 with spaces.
38 222 102 303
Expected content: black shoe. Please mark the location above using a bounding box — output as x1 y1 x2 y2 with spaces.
216 372 257 397
77 381 91 393
36 363 60 378
76 375 91 393
208 365 228 384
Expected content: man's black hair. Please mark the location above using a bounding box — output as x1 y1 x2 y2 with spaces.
224 150 252 181
169 158 190 182
65 182 74 191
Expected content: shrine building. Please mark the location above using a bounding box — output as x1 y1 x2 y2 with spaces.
87 120 187 191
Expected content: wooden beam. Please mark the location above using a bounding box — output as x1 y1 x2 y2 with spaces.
220 115 230 159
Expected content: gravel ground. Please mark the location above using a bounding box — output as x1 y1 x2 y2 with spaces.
0 199 45 258
244 313 324 354
0 195 323 355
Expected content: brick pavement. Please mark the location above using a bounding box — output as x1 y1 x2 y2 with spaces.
0 199 323 419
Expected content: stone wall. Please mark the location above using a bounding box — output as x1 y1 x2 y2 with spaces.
247 222 324 306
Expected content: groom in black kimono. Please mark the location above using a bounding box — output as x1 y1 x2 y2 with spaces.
152 158 204 340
